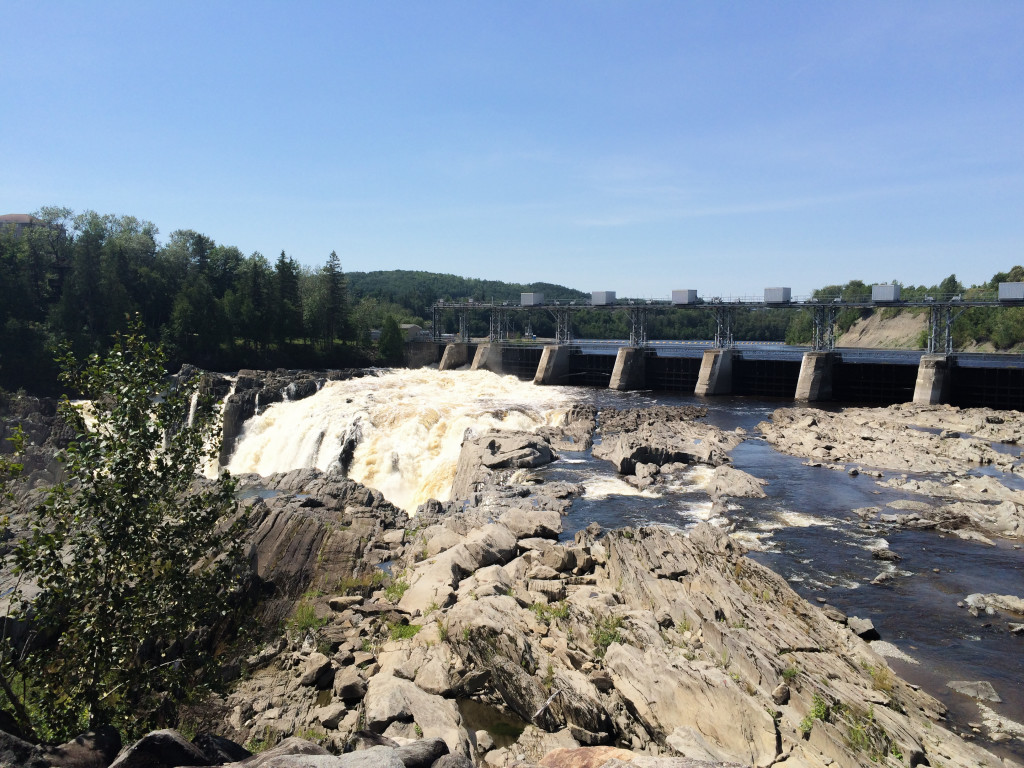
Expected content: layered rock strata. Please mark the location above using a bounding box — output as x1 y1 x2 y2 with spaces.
210 427 1016 768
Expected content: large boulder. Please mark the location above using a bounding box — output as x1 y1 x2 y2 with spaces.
399 524 517 614
363 676 472 756
451 433 556 500
593 422 738 475
44 726 122 768
704 465 767 501
0 728 49 768
107 729 211 768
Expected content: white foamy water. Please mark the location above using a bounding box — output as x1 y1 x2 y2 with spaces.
729 529 778 552
776 510 835 528
226 369 579 512
582 476 661 500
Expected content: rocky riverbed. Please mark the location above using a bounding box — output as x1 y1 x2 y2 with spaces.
194 415 1018 768
757 404 1024 543
3 376 1023 767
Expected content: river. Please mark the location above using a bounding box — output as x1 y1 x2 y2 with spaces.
226 368 1024 760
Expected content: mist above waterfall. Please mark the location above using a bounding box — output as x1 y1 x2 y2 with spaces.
226 368 579 511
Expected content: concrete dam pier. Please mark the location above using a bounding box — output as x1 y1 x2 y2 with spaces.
419 340 1024 409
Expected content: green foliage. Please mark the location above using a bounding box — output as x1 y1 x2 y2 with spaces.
245 726 277 753
590 615 625 658
799 693 831 735
378 315 406 366
384 577 410 603
861 661 894 693
0 322 250 741
834 703 904 761
335 570 385 596
10 201 1024 390
542 662 555 692
531 601 570 625
295 725 327 743
782 665 800 683
287 602 327 637
0 425 25 536
388 622 422 640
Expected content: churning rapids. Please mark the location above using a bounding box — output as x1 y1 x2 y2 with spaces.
226 368 1024 760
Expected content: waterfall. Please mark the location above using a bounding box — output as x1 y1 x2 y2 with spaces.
226 369 579 512
186 391 200 428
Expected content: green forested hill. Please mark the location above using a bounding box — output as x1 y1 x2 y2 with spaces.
347 270 586 307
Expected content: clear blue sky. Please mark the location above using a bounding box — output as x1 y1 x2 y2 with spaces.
3 2 1022 299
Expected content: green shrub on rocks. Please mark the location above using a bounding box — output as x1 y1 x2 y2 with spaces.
288 601 327 637
0 322 251 742
591 615 625 658
531 601 570 625
799 693 831 735
388 622 421 640
384 577 410 602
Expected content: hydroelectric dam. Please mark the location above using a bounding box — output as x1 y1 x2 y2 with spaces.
406 285 1024 409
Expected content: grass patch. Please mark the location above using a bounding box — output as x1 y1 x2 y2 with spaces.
336 570 385 596
388 621 422 640
799 693 831 735
384 578 410 603
245 727 277 754
782 665 800 684
542 662 555 692
591 615 625 658
836 703 902 762
287 601 327 636
862 661 894 693
531 601 570 624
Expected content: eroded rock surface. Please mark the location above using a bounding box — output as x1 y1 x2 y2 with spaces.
759 404 1024 540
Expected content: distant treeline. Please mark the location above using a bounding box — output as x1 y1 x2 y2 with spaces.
1 208 368 394
3 207 1023 394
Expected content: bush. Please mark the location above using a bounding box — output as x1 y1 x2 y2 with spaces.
288 602 327 637
591 615 625 658
388 622 421 640
0 322 250 741
384 577 410 602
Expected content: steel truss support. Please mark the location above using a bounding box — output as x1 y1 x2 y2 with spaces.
431 305 443 342
489 308 512 342
713 306 734 348
551 308 573 344
628 306 650 347
811 305 838 351
927 304 965 355
457 309 470 343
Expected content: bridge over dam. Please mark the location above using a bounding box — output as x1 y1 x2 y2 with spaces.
408 285 1024 409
